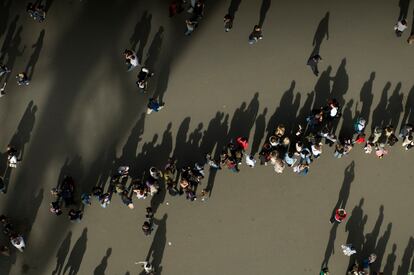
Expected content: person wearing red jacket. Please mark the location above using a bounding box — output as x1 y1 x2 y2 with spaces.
330 208 347 224
236 137 248 151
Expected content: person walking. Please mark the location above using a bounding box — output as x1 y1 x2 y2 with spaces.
244 154 256 168
248 25 263 44
123 49 139 71
354 117 366 134
224 14 233 32
147 98 165 114
68 209 83 223
330 208 347 224
394 19 407 37
136 67 154 92
16 72 29 86
135 261 155 274
307 54 322 76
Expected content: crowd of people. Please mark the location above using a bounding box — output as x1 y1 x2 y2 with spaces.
0 0 413 274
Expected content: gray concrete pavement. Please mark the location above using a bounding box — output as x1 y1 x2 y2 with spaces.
0 0 413 274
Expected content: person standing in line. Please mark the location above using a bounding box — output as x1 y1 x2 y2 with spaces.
394 19 407 37
248 25 263 44
330 208 347 224
399 124 413 138
311 142 323 159
244 154 256 168
402 134 414 150
136 67 154 92
147 98 165 114
307 54 322 76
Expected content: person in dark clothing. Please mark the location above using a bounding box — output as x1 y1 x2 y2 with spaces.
50 201 63 216
192 1 204 20
142 221 153 236
248 25 263 44
224 14 233 32
307 54 322 76
16 73 30 86
136 67 154 92
121 190 134 209
68 209 83 222
26 2 46 22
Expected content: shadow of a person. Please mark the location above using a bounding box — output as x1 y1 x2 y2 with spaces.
0 0 13 40
398 0 411 21
258 0 271 27
63 228 88 275
396 237 414 275
145 26 164 70
359 72 375 126
52 231 72 275
25 29 45 80
141 215 167 275
227 0 242 19
130 11 152 61
310 12 329 57
93 248 112 275
383 243 397 275
0 14 19 63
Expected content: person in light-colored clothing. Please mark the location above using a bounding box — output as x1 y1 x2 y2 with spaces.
341 244 356 256
394 19 407 37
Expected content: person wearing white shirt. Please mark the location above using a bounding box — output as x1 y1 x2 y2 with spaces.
245 154 256 168
123 49 139 71
341 244 356 256
311 143 323 159
394 19 407 37
10 235 25 252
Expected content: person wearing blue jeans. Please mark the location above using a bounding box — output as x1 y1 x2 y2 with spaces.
147 98 165 114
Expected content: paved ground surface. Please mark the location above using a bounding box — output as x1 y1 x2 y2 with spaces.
0 0 413 274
